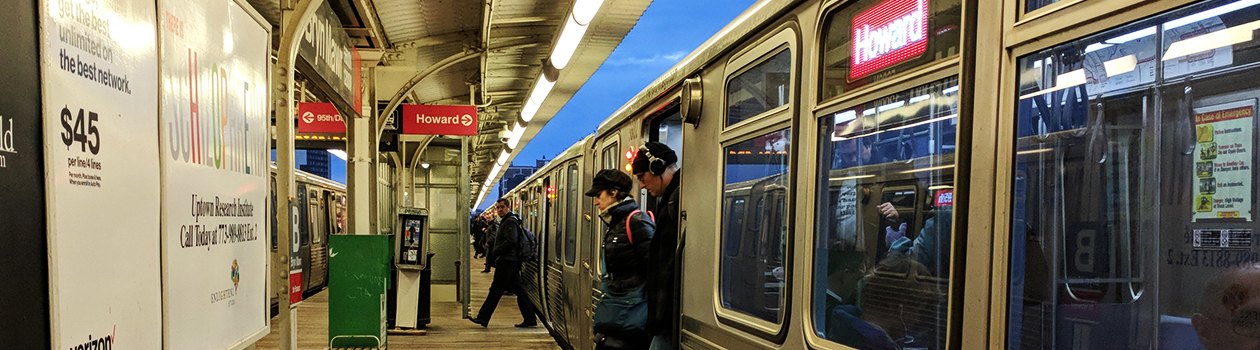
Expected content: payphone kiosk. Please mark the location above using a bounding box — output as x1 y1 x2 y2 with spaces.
390 208 434 330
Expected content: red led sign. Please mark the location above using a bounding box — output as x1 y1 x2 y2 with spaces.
935 189 954 207
401 105 478 136
851 0 929 80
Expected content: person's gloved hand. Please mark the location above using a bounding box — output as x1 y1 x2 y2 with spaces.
885 223 907 244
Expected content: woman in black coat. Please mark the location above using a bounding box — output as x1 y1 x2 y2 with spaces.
585 169 654 350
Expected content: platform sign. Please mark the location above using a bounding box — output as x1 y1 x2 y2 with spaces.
0 1 50 348
401 104 478 135
38 0 163 348
298 102 347 133
157 0 271 349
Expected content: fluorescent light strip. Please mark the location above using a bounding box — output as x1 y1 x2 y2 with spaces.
835 174 876 181
497 150 510 166
550 16 589 70
877 101 906 113
506 122 526 149
832 114 958 141
1017 148 1054 155
900 164 955 174
909 94 931 104
942 86 959 95
1103 55 1138 77
928 185 954 190
1163 20 1260 62
1087 26 1156 52
1166 0 1260 31
521 74 556 122
571 0 606 25
1019 69 1087 100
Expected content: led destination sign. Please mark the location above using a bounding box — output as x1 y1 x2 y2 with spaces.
851 0 929 80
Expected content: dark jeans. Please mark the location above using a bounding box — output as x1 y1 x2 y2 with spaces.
476 260 536 323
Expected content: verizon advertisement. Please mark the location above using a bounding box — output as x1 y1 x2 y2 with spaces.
850 0 929 79
401 104 478 136
39 0 163 348
158 0 271 349
298 102 346 133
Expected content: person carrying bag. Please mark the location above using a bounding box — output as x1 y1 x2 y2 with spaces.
585 169 655 350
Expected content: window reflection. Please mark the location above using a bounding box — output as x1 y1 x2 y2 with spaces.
1010 1 1260 349
720 128 791 324
813 76 957 350
727 50 792 127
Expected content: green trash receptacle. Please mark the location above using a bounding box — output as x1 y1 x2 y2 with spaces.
328 235 391 348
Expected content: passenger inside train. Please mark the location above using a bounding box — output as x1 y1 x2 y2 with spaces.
814 76 959 350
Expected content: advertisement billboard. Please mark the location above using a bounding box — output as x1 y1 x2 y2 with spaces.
158 0 271 348
39 0 163 348
0 0 50 347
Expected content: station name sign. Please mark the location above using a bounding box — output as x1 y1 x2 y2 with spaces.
297 102 346 133
851 0 929 80
401 105 478 136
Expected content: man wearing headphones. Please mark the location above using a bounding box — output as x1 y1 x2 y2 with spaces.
630 141 682 350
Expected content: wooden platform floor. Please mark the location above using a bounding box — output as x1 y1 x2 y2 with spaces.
255 251 561 350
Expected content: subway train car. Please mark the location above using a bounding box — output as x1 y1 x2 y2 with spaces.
270 164 347 310
501 0 1260 348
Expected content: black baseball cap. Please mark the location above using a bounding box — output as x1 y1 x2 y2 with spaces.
584 169 633 197
630 142 678 175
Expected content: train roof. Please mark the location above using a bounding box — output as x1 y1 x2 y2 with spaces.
271 163 347 191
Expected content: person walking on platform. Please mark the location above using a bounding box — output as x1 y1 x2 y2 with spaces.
471 214 487 259
586 169 655 350
481 211 498 273
631 142 682 350
470 198 537 328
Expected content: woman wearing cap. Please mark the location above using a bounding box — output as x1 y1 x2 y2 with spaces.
586 169 655 350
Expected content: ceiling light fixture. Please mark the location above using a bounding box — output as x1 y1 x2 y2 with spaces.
497 150 510 166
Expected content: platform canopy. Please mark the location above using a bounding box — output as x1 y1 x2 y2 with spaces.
247 0 650 204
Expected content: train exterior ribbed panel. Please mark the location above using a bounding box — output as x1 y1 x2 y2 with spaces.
546 262 569 343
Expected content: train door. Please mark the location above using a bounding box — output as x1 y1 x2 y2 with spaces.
644 109 685 213
541 174 570 342
587 138 621 348
998 2 1260 349
308 188 328 290
558 159 589 349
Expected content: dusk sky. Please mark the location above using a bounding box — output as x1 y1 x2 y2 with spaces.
307 0 759 211
475 0 758 211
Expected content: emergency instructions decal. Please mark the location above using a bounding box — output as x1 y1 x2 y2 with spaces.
38 0 163 348
1192 100 1255 222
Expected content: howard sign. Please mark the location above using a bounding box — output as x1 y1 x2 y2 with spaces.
851 0 929 80
297 102 346 133
401 105 478 136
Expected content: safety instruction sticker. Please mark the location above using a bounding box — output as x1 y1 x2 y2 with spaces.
1193 100 1255 222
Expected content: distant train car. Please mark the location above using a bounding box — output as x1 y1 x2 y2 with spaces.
270 164 346 311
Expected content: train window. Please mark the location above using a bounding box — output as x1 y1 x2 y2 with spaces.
602 143 619 170
1009 1 1260 349
653 110 685 164
566 164 580 265
812 76 957 349
818 0 961 102
726 50 792 127
720 128 791 324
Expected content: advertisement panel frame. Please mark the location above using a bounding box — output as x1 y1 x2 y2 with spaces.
156 0 273 348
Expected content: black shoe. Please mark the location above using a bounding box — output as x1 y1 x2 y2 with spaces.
515 322 537 328
480 269 491 274
469 317 488 328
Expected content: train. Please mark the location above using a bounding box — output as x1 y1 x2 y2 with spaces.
494 0 1260 348
270 164 347 311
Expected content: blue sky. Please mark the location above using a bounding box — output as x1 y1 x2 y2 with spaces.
475 0 758 211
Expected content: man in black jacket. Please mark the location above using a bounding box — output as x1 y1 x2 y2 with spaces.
631 142 682 350
470 198 537 328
